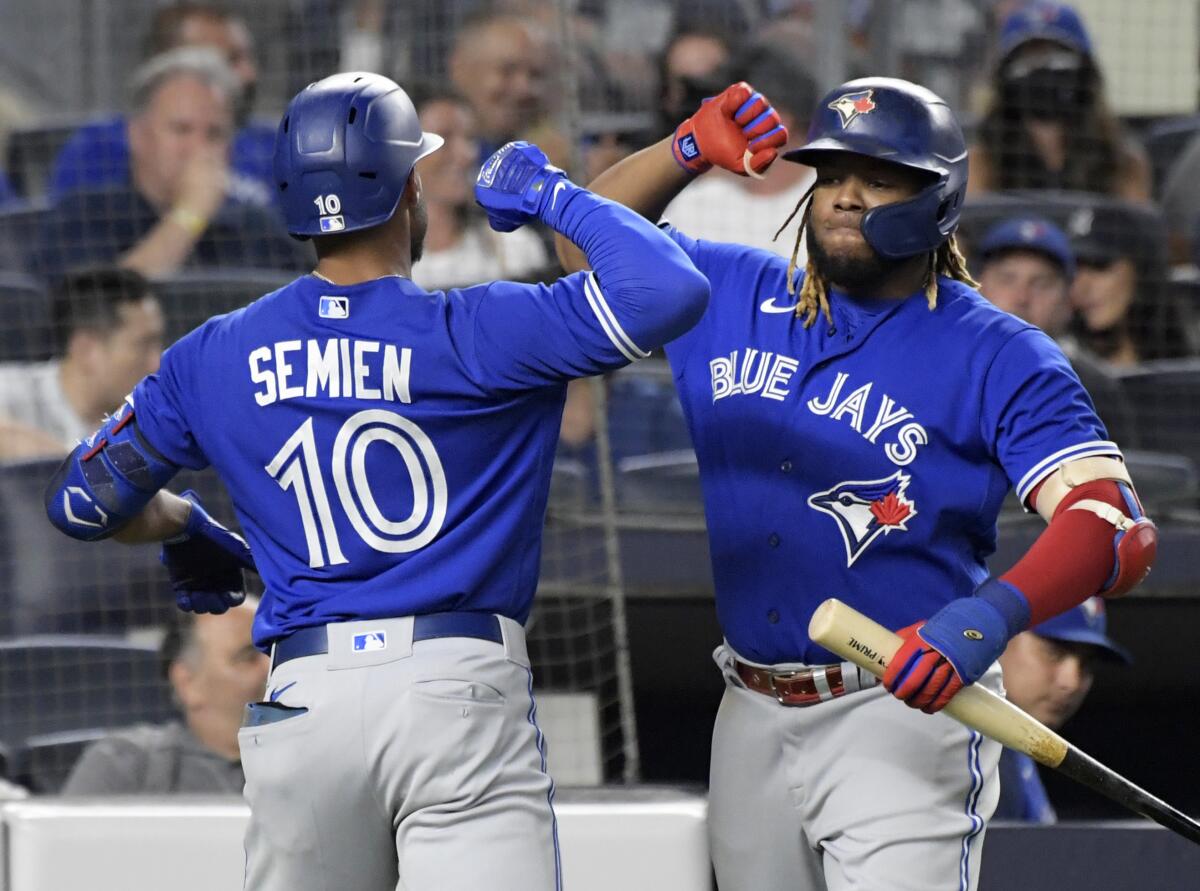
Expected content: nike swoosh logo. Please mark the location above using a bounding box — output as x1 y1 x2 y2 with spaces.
268 681 297 702
551 181 567 211
759 297 800 314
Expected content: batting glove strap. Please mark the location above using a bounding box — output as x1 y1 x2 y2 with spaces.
915 582 1027 686
671 82 789 177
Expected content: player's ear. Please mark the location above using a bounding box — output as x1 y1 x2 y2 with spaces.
402 171 422 207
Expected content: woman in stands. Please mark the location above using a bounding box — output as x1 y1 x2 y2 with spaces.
968 2 1150 202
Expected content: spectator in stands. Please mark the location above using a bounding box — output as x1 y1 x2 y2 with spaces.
34 48 310 281
62 598 266 795
448 10 569 167
656 26 735 139
0 268 162 461
968 2 1150 202
1067 203 1192 367
49 1 273 206
995 597 1131 822
662 36 817 258
976 216 1133 442
410 90 551 291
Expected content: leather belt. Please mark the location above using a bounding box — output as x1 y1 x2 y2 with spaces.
270 612 504 670
735 658 873 706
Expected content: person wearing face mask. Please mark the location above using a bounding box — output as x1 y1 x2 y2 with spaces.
968 2 1150 202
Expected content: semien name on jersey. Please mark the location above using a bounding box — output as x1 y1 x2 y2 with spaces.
248 338 413 406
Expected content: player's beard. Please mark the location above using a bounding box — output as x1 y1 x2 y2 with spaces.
806 223 902 294
409 196 428 265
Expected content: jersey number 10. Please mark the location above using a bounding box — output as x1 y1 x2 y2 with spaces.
265 409 448 568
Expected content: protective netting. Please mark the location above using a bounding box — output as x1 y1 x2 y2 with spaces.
2 0 1199 797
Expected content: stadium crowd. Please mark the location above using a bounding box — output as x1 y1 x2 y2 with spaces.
0 0 1197 823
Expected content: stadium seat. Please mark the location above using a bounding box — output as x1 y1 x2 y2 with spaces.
0 458 172 635
1116 360 1200 478
154 268 296 344
0 203 50 274
0 635 175 790
20 727 109 793
4 119 92 200
1142 114 1200 199
0 271 52 362
616 449 703 513
1121 449 1200 511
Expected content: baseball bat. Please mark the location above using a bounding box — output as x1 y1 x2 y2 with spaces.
808 598 1200 845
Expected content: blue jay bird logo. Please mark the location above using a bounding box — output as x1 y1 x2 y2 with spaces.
828 89 877 128
808 471 917 567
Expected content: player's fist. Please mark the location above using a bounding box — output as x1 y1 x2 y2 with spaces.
162 490 254 615
883 580 1029 713
475 141 575 233
672 81 789 177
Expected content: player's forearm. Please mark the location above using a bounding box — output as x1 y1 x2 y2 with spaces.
555 137 691 274
119 206 208 279
112 489 191 544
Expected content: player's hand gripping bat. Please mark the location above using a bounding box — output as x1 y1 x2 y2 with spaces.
809 598 1200 844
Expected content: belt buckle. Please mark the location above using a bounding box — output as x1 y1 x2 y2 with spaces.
767 669 803 704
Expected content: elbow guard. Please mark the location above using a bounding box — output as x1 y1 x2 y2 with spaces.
1067 481 1157 599
45 400 178 541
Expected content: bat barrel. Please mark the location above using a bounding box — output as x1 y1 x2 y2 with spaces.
1058 747 1200 845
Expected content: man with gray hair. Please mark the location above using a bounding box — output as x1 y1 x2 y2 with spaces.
35 47 308 280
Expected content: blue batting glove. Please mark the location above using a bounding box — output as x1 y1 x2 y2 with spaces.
474 141 574 233
883 579 1030 713
162 490 254 614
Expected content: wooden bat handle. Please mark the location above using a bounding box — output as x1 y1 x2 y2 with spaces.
808 598 1200 845
808 598 1070 766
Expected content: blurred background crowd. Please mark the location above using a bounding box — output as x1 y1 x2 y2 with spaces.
1 0 1199 828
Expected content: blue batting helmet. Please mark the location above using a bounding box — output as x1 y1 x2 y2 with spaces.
274 72 443 238
785 77 968 260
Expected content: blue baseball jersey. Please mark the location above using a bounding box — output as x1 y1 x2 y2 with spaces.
660 227 1120 665
132 269 677 648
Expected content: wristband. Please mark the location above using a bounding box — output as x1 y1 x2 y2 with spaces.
168 206 209 237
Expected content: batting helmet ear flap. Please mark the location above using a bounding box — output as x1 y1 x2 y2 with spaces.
787 77 969 259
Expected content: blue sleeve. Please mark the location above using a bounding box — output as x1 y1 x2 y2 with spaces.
464 189 710 391
657 223 782 375
981 328 1121 505
130 331 209 471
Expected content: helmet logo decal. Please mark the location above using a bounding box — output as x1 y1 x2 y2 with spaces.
828 89 876 128
808 470 917 567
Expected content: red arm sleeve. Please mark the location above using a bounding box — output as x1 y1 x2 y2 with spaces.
1000 479 1137 627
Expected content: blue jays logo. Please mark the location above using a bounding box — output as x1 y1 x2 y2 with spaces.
808 471 917 567
828 89 876 128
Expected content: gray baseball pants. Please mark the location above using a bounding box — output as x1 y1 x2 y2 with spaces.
238 615 560 891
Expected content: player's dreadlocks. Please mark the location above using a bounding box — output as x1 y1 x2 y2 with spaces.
773 187 978 328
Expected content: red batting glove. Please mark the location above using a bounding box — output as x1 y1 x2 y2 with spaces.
671 81 789 177
882 621 964 715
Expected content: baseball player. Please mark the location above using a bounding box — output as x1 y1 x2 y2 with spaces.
557 78 1157 890
44 72 709 891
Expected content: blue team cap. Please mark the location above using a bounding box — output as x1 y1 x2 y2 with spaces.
999 2 1093 59
978 216 1076 280
1032 597 1132 664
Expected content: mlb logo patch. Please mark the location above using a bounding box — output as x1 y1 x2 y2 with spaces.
319 296 349 319
353 631 387 652
319 215 346 232
678 134 700 160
